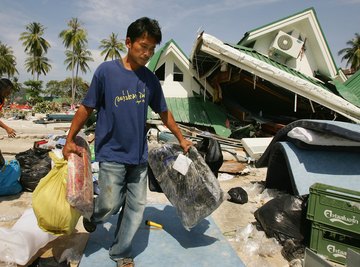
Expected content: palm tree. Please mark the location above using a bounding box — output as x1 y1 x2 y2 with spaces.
99 32 126 61
64 43 93 100
11 77 22 94
19 22 51 80
25 55 51 80
59 18 88 106
338 33 360 72
0 42 18 77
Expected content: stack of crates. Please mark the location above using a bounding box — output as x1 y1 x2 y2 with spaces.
306 183 360 265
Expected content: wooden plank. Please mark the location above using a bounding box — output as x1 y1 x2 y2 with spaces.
219 160 248 174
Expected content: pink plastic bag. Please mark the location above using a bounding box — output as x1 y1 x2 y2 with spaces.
67 134 93 219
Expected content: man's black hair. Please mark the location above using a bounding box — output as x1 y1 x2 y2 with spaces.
126 17 162 44
0 78 14 91
0 78 14 104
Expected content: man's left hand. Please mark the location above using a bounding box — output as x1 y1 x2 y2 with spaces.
180 139 193 154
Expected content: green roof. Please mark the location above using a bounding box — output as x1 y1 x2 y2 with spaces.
147 97 231 137
147 39 188 72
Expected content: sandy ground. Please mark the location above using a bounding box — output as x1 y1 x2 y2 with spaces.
0 117 294 267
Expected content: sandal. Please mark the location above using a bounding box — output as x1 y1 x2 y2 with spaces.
116 258 134 267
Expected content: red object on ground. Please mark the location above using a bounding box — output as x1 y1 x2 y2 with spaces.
9 104 32 110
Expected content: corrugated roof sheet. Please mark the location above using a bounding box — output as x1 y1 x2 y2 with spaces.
147 97 231 137
334 69 360 107
227 43 334 92
344 69 360 94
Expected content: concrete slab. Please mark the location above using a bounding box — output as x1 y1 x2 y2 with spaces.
79 204 245 267
241 137 272 160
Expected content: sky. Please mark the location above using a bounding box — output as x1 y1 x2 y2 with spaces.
1 0 360 84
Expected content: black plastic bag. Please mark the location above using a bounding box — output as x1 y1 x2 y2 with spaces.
15 148 51 191
227 187 248 204
254 194 308 244
195 136 223 177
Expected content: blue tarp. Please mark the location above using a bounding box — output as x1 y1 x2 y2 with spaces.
79 204 245 267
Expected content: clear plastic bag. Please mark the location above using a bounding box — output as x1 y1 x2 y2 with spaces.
66 134 93 219
148 144 224 230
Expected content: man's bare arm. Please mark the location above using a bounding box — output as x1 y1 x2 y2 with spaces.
159 110 192 153
63 105 94 160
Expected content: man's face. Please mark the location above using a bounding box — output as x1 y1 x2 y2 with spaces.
1 87 11 99
126 33 156 68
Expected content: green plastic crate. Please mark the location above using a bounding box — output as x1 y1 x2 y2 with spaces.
307 183 360 235
310 222 360 265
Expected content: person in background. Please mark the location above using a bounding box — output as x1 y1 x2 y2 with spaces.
0 78 16 138
0 78 16 167
62 17 192 267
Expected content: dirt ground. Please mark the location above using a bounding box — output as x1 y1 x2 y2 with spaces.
0 117 293 267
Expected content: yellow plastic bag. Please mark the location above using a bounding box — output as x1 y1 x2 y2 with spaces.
32 152 80 235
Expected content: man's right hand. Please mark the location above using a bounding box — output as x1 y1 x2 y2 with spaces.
62 140 83 160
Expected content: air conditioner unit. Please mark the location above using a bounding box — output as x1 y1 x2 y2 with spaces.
270 31 304 59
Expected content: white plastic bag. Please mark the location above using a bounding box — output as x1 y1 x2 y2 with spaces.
0 208 57 265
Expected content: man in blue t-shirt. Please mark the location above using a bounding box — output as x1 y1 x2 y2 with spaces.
62 17 192 267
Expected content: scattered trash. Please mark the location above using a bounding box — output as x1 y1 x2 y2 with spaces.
227 187 248 204
228 223 283 267
145 220 163 229
15 148 51 192
239 167 251 175
254 194 308 251
217 173 234 181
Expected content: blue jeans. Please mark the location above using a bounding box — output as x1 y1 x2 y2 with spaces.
92 161 148 260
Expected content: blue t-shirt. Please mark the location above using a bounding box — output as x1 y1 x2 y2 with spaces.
82 60 168 164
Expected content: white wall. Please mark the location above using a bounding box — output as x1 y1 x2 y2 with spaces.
157 47 202 98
